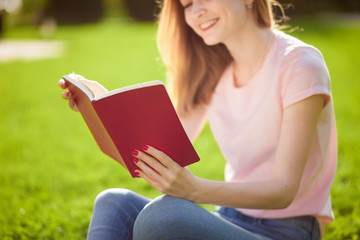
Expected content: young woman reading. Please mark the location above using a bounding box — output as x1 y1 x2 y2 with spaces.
59 0 337 239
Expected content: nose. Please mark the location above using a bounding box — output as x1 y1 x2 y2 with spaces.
191 0 206 20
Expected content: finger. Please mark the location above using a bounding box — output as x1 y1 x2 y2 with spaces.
136 170 164 192
62 91 71 99
58 79 68 89
69 98 79 112
135 168 176 196
133 150 168 178
134 157 167 185
142 145 179 169
133 149 168 171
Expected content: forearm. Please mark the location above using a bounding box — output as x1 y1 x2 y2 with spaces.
190 96 324 209
135 147 296 209
191 177 295 210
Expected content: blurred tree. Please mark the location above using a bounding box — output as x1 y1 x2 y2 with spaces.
0 0 22 37
44 0 105 24
335 0 360 12
3 0 48 27
122 0 159 21
280 0 360 16
0 10 4 38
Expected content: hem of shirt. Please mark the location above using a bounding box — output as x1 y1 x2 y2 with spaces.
283 87 331 109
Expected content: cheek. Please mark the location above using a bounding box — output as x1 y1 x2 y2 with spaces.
184 14 199 34
184 15 193 29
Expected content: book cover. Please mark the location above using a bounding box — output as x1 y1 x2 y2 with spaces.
63 74 200 177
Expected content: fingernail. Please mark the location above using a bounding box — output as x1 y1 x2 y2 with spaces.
134 170 140 177
133 157 139 163
132 150 138 156
143 145 149 151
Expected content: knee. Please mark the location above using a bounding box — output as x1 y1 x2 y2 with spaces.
133 195 194 239
136 194 189 218
93 188 135 209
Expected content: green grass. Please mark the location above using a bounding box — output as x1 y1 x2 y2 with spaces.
0 16 359 239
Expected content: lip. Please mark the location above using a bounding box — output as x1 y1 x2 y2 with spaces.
199 18 219 31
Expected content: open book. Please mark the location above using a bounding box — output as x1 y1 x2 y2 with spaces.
63 73 200 178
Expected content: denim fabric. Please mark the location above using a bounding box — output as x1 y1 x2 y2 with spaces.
87 188 151 240
133 195 267 240
87 189 320 240
216 207 320 240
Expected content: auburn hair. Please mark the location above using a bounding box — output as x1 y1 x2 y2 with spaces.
156 0 285 116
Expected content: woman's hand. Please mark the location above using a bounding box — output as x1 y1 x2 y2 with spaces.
58 79 79 112
132 145 201 202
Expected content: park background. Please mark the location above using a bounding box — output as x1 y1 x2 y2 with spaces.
0 0 359 239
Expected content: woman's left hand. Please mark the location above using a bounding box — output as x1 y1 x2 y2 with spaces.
132 145 200 202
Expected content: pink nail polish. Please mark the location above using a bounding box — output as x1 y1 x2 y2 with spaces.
143 145 149 151
133 157 139 163
132 150 138 156
134 170 140 177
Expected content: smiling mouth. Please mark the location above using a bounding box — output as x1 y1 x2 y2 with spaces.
199 19 219 31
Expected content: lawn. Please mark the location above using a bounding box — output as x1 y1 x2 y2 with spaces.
0 16 359 239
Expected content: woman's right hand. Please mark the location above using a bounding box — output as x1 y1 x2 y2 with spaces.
59 79 79 112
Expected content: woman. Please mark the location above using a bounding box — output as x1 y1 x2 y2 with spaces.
59 0 337 239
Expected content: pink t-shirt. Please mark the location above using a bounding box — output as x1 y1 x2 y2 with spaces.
207 30 337 226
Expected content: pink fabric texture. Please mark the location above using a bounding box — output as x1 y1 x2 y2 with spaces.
207 30 337 226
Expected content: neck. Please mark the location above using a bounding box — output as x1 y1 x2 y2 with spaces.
223 21 275 87
225 24 274 68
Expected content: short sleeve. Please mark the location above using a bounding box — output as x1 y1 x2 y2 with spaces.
280 46 331 109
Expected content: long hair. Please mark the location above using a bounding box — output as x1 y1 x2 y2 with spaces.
156 0 285 116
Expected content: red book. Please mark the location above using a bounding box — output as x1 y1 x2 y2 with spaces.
62 73 199 178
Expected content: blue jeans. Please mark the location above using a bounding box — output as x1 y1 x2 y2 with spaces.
87 188 320 240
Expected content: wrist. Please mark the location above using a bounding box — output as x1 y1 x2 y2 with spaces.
188 176 207 204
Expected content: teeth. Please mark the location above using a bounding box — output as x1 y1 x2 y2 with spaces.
200 19 218 30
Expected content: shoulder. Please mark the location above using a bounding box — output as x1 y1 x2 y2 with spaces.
273 31 331 107
274 30 328 73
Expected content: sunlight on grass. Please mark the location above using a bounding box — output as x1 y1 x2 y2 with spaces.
0 17 359 239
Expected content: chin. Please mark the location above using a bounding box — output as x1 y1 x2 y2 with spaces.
202 37 221 46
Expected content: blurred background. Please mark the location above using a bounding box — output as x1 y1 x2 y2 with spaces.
0 0 359 36
0 0 359 239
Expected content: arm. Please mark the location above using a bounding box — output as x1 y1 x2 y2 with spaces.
133 94 324 210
